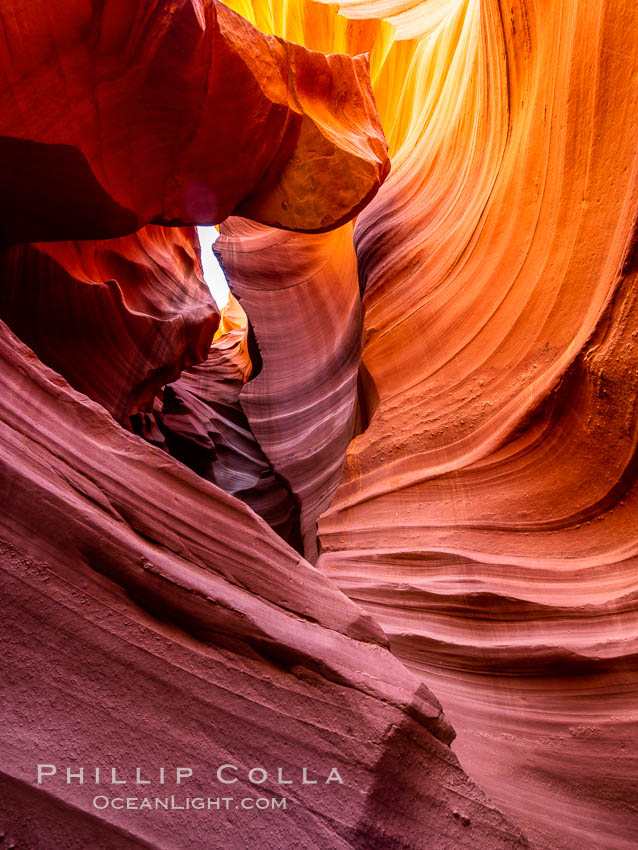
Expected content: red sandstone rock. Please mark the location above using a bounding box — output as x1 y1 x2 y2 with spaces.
0 226 218 420
215 219 363 561
310 1 638 848
0 319 528 849
149 296 305 549
0 0 388 244
209 1 638 846
4 0 638 846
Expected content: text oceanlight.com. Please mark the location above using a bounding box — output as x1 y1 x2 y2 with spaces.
93 796 288 811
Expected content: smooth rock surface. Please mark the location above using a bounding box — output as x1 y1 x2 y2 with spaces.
216 220 363 561
3 0 637 847
0 319 528 850
0 0 389 243
0 226 218 420
222 1 638 847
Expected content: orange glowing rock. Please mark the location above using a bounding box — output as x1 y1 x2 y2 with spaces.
0 0 389 243
220 1 638 847
0 226 218 419
2 0 638 847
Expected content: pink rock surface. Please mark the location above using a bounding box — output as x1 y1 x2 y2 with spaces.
216 219 363 561
0 319 528 849
143 297 305 549
0 226 218 419
6 0 638 845
313 1 638 847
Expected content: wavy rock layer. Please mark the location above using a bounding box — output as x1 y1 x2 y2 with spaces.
0 226 218 420
320 2 638 850
3 0 637 847
221 0 638 848
0 0 388 243
0 3 533 846
135 296 305 550
0 319 528 850
216 221 363 561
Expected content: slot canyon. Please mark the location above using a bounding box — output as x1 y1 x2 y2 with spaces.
0 0 637 848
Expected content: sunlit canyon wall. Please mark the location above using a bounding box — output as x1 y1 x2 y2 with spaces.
1 1 637 849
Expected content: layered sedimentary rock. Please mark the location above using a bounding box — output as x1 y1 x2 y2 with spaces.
220 1 638 848
0 1 534 847
216 221 363 560
3 0 638 847
323 3 638 850
0 0 388 243
0 226 218 419
0 320 529 849
142 296 305 549
0 0 389 517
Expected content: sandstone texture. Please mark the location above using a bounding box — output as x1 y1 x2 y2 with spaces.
0 319 527 848
0 0 389 242
2 0 637 848
0 227 218 419
221 0 638 848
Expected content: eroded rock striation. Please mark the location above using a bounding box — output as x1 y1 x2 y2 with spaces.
220 1 638 848
215 220 363 561
2 0 637 848
0 1 531 848
0 226 218 419
142 296 305 550
0 319 528 848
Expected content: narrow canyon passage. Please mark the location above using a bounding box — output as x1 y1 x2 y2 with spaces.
1 1 637 849
213 1 638 847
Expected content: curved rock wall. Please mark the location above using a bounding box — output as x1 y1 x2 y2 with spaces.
0 1 532 848
0 226 218 419
319 2 638 848
0 316 527 849
2 0 637 847
146 296 306 550
220 0 638 847
215 220 363 561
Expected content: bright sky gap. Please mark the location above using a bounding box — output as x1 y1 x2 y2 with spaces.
197 226 230 309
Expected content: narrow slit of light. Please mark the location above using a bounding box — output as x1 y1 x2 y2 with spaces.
197 226 230 309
